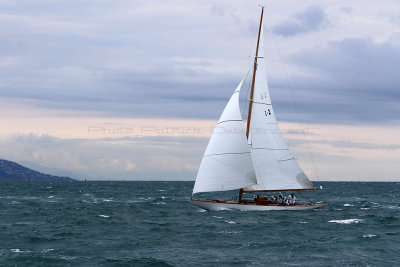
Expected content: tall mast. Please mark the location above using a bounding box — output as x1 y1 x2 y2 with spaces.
239 7 264 203
246 7 264 139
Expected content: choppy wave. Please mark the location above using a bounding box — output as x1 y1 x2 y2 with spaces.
362 234 377 238
0 181 399 266
328 219 364 224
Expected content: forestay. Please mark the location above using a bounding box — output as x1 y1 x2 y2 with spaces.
246 25 314 191
193 79 257 194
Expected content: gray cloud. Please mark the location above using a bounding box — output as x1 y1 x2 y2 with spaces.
269 37 400 124
0 1 249 120
286 137 400 151
0 1 399 126
272 6 328 37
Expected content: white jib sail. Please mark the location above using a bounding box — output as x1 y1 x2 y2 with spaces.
246 25 314 191
193 79 257 194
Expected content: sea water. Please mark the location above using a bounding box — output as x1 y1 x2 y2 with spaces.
0 181 399 266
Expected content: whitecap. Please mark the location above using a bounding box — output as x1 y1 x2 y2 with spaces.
102 199 113 202
343 204 354 207
98 214 110 218
218 230 241 234
15 221 34 225
361 208 370 210
11 249 30 253
212 216 223 219
225 220 236 224
60 256 77 260
42 248 55 252
385 205 400 210
363 234 377 238
328 219 364 224
154 202 166 205
299 221 308 224
48 196 55 199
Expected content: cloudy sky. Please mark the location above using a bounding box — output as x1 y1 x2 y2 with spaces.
0 0 399 181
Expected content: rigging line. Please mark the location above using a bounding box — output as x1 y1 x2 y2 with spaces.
204 152 251 157
251 147 289 150
264 6 320 182
252 101 272 105
217 119 242 125
251 158 267 189
242 66 253 125
278 158 295 163
248 20 259 65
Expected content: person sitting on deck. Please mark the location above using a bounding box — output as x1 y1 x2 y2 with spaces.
288 194 293 205
277 193 284 205
284 197 289 205
291 194 297 205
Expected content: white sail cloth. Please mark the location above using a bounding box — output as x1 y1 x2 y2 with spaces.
193 18 314 194
246 26 313 191
192 80 257 194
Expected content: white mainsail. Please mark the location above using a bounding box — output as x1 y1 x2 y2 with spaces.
192 79 257 194
193 12 314 195
246 25 314 191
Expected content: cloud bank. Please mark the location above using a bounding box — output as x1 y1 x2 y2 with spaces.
1 0 399 180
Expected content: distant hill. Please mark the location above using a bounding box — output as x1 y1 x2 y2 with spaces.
0 159 76 181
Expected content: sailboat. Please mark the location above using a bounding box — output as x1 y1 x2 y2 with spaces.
190 7 326 211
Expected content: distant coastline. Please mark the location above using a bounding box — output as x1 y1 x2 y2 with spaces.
0 159 76 181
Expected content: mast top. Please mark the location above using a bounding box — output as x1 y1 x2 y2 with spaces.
245 7 264 138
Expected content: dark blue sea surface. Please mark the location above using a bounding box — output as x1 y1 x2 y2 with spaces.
0 181 399 266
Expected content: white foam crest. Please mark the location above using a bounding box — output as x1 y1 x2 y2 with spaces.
218 230 242 234
11 249 30 253
343 204 354 207
126 197 153 203
328 219 364 224
225 220 236 224
385 205 400 210
363 234 377 238
98 214 110 218
212 216 223 219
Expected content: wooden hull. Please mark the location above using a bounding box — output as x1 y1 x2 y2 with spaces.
191 200 326 211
